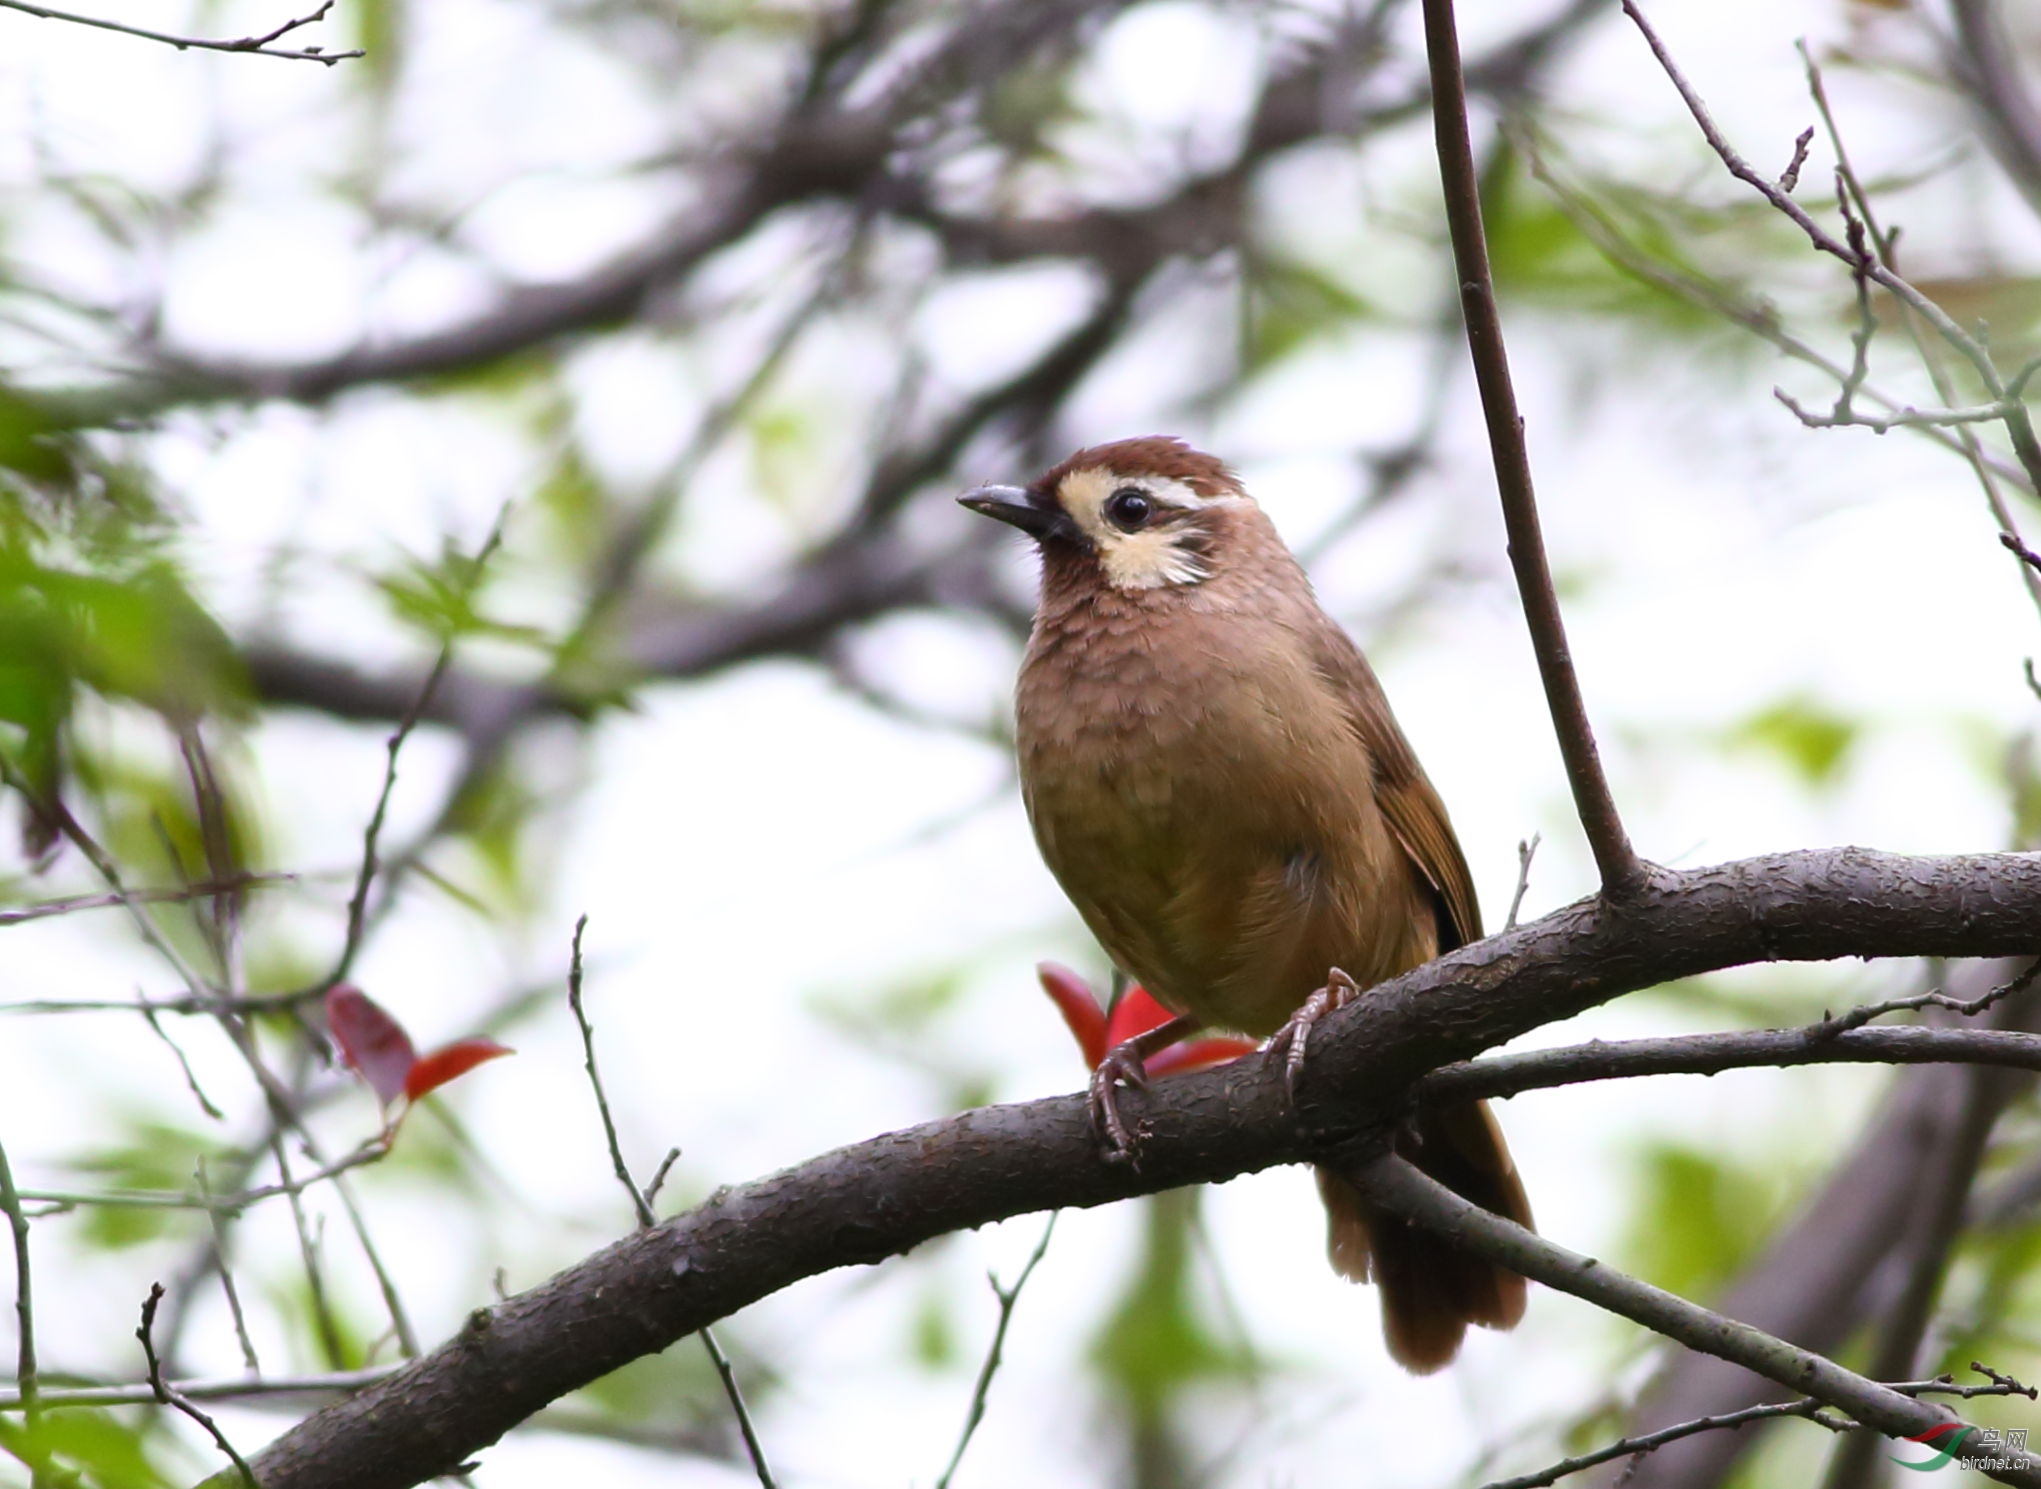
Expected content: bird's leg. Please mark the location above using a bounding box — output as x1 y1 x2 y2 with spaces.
1090 1015 1202 1160
1273 967 1362 1107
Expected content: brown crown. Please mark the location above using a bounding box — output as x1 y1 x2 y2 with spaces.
1034 436 1242 500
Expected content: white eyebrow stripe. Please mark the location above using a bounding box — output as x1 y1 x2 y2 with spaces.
1103 473 1212 509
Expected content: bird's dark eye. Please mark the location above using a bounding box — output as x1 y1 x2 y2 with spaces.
1104 486 1153 532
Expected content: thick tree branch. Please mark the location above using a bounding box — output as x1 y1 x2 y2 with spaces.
188 847 2041 1489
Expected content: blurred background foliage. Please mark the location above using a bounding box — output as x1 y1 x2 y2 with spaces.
2 0 2041 1486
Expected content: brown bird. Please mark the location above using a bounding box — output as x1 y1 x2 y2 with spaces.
961 435 1531 1373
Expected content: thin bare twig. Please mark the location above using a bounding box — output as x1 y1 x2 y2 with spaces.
329 512 510 989
566 915 655 1231
0 875 293 930
1775 393 2036 433
0 1135 37 1434
1486 1371 2035 1489
1777 126 1815 194
1515 125 2034 491
1813 960 2040 1037
1 1365 398 1412
933 1213 1058 1489
1622 0 2041 493
1421 1021 2041 1106
142 1000 226 1120
197 1160 262 1375
1505 833 1541 932
564 916 778 1489
137 1283 258 1486
269 1138 346 1369
1420 0 1644 898
642 1147 682 1210
1798 42 2041 627
0 0 361 62
1487 1397 1851 1489
695 1328 776 1489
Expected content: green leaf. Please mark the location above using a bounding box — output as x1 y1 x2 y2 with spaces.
68 1121 230 1251
1729 696 1860 786
911 1283 958 1369
570 1343 726 1425
1241 257 1374 374
533 446 608 569
5 1408 174 1489
1622 1143 1786 1300
374 537 539 650
0 389 75 486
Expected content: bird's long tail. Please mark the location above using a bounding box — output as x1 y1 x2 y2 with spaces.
1316 1098 1532 1373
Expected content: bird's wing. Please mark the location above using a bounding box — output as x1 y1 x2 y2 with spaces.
1302 618 1483 951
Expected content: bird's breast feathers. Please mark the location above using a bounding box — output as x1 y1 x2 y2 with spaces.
1015 598 1428 1033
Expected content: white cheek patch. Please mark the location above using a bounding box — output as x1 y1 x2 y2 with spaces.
1099 529 1211 589
1056 469 1228 591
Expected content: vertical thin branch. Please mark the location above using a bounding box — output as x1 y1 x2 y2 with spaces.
566 916 655 1232
1505 833 1541 932
330 649 456 988
0 1135 37 1434
175 725 244 989
269 1135 346 1369
934 1213 1058 1489
564 917 778 1489
323 1167 418 1359
142 1002 226 1121
197 1160 262 1375
330 508 510 988
1417 0 1645 898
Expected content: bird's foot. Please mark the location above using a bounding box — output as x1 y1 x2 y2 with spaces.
1273 967 1362 1109
1086 1014 1202 1163
1088 1042 1151 1161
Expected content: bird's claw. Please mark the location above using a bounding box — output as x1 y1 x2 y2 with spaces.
1088 1041 1153 1162
1274 967 1361 1109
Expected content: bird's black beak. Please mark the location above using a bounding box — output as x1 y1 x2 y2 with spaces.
958 483 1060 540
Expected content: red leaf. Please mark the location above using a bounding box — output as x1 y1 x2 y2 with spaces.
1037 962 1108 1069
326 985 416 1106
1037 963 1256 1077
1103 984 1182 1048
403 1038 514 1102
